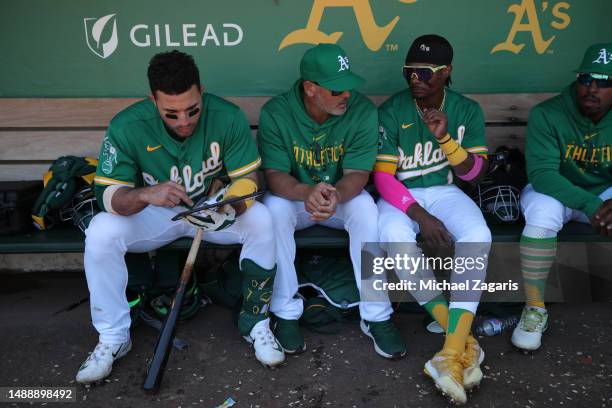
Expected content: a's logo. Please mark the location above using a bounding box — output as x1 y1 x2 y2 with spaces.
338 55 350 71
101 137 118 175
279 0 417 51
593 48 612 65
146 144 162 152
401 123 414 129
419 44 430 52
84 14 119 59
491 0 571 55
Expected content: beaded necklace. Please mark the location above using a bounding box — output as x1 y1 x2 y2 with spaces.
415 89 446 120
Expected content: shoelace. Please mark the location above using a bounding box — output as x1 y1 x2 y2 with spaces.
434 350 464 385
253 326 274 347
460 336 480 368
521 310 544 332
88 343 110 363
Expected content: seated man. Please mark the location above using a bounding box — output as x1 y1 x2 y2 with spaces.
259 43 405 359
76 50 284 384
375 35 490 404
512 43 612 351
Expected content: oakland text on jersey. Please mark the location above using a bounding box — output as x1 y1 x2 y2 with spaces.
142 142 223 197
396 125 466 180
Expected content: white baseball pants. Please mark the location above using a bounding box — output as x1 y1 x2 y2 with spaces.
521 184 612 231
264 190 393 322
84 201 275 344
378 185 491 313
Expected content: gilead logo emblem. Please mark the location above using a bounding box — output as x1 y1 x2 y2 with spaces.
279 0 417 52
84 14 244 59
84 14 119 59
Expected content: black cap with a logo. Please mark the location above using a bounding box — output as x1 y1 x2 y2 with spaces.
405 34 454 66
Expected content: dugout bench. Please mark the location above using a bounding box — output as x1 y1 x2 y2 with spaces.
0 95 609 285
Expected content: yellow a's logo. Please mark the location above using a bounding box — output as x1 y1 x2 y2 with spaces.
279 0 417 51
492 0 571 54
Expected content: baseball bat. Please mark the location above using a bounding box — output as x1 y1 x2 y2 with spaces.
142 227 203 392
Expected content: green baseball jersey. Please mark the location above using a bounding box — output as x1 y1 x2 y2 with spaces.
94 94 260 211
526 83 612 218
258 80 378 185
376 88 487 188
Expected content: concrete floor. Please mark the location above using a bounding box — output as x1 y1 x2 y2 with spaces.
1 272 611 408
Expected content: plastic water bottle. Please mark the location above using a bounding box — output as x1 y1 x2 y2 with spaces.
474 315 519 337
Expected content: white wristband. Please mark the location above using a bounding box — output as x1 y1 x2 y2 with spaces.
102 185 127 215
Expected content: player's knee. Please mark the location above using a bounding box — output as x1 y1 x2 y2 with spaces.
241 202 275 244
521 187 565 231
458 224 492 243
263 194 295 224
85 212 128 253
380 223 417 243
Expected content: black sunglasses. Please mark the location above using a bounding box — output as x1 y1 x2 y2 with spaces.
312 82 344 96
402 65 447 83
577 73 612 88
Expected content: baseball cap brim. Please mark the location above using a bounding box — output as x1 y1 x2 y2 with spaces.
316 71 366 92
573 67 609 75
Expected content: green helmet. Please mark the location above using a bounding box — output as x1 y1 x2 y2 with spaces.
149 275 201 321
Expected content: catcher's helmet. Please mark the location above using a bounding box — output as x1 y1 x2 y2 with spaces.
59 186 99 232
470 147 527 223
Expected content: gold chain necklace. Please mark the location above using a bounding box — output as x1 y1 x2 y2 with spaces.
415 89 446 120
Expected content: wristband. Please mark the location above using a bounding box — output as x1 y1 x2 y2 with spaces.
226 178 258 209
457 154 484 181
438 135 468 166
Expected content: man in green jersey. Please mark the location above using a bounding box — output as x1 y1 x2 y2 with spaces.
76 51 284 384
258 44 406 359
375 35 491 404
512 43 612 352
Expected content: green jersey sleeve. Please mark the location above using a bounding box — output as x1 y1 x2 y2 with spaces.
223 108 261 179
258 107 292 173
526 106 603 217
459 101 488 155
376 102 401 165
342 105 378 171
93 126 138 211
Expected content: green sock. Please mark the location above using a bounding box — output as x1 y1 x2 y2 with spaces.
520 235 557 309
238 259 276 335
423 294 449 331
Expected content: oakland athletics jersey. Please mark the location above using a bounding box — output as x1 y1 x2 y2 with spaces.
94 94 260 211
526 83 612 218
258 80 378 185
376 88 487 188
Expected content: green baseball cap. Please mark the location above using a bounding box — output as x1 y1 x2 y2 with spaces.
300 43 365 91
575 43 612 76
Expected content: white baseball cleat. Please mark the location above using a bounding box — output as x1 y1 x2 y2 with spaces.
76 339 132 384
511 306 548 351
243 318 285 368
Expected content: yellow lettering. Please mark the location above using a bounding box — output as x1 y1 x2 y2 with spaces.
293 146 300 163
491 0 555 55
564 144 574 159
307 150 313 167
551 2 571 29
571 146 582 161
605 146 611 162
590 148 598 163
279 0 416 51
